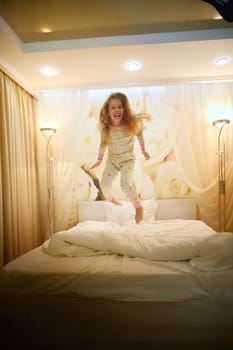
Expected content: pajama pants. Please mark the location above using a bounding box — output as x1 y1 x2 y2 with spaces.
100 158 140 204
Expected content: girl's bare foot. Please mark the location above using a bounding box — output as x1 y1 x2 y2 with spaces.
110 198 122 206
135 206 143 223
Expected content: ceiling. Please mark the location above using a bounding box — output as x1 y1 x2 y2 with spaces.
0 0 233 94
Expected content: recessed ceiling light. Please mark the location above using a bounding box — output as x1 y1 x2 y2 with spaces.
215 57 231 65
40 66 59 76
124 61 142 72
41 27 52 33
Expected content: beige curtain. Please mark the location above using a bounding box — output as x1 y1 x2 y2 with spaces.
0 69 43 267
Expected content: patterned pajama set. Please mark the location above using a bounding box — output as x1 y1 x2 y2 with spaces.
97 126 145 207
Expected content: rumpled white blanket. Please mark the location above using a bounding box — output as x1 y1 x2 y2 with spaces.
42 220 233 271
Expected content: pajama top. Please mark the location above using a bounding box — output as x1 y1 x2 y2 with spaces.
98 126 145 163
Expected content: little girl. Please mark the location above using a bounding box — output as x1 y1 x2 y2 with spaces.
90 92 150 223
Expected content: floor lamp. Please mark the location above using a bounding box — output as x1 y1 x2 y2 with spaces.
212 119 230 232
40 127 57 237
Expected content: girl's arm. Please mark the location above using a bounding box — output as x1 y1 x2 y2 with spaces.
90 131 107 169
137 133 150 160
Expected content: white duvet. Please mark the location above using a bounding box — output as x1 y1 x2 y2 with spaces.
42 219 233 271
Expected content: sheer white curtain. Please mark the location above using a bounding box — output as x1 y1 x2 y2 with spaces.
171 83 233 232
145 82 233 231
38 89 93 232
38 83 233 234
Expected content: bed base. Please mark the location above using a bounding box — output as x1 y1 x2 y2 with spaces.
1 295 233 350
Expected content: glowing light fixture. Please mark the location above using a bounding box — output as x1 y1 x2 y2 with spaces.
40 127 57 137
125 61 142 71
215 56 231 65
40 66 59 76
41 27 52 33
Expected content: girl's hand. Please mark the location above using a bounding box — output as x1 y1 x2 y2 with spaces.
90 160 102 169
143 151 150 160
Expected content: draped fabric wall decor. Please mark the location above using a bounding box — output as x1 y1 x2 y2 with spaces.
0 69 43 267
38 83 233 234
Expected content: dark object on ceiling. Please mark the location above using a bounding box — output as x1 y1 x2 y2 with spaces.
201 0 233 21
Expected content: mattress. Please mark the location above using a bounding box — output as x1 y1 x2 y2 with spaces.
1 239 233 302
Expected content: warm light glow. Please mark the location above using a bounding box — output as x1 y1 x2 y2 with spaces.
207 105 233 124
212 119 230 128
40 66 59 76
40 127 57 135
124 61 142 72
215 57 231 66
41 27 52 33
40 122 58 130
40 127 58 141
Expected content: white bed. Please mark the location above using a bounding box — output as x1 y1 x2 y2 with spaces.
1 198 233 350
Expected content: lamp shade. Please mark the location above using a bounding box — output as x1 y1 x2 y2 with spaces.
40 127 57 135
212 119 230 128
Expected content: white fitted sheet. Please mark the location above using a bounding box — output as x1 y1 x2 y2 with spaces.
1 244 233 302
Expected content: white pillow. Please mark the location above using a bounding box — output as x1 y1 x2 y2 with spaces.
105 198 157 225
105 201 134 226
142 198 158 223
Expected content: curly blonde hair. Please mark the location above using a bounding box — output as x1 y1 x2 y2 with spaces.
99 92 150 143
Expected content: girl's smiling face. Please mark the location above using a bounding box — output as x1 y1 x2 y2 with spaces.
108 98 124 126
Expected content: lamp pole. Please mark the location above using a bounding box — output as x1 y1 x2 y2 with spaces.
40 127 57 237
212 119 230 232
